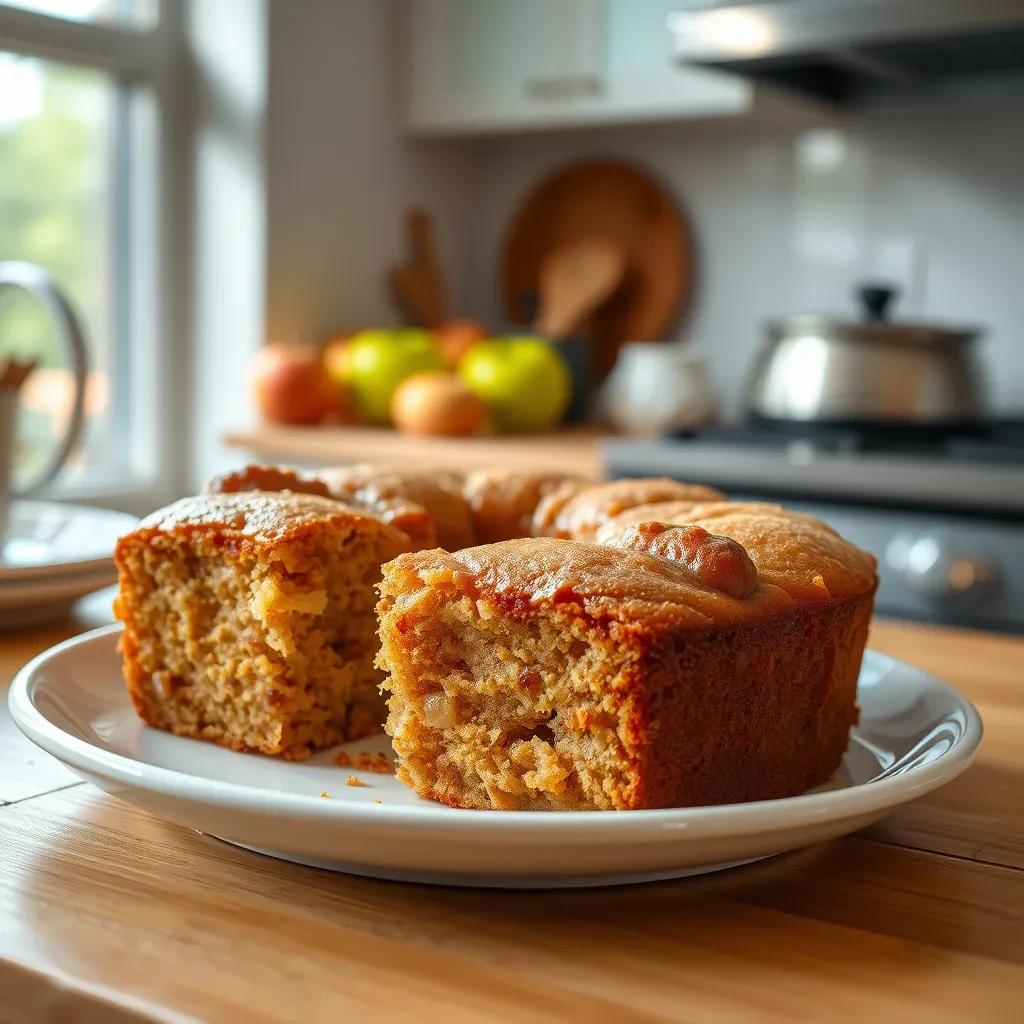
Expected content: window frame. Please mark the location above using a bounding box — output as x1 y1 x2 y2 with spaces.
0 1 188 512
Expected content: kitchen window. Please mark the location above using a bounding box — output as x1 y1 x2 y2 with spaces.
0 0 182 504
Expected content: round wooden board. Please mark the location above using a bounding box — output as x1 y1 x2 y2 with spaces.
501 158 695 378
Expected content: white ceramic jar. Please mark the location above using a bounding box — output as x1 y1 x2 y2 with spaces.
601 342 715 436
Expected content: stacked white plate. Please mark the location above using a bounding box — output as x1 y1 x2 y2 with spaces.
0 500 137 628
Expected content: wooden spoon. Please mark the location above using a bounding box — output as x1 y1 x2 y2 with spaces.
388 208 448 328
535 239 626 341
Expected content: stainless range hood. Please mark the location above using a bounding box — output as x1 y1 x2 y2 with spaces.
669 0 1024 105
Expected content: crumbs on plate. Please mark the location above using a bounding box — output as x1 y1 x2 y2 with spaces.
319 791 330 799
333 750 394 773
345 775 366 788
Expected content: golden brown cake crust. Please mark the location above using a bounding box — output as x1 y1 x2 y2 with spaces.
317 465 473 550
531 477 725 540
205 464 331 499
597 501 876 603
397 537 787 629
132 490 403 548
462 469 587 544
401 505 875 624
598 499 794 532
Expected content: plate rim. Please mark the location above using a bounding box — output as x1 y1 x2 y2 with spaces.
9 623 984 842
0 500 137 581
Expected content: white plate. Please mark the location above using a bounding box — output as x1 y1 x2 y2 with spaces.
0 567 117 629
10 625 982 889
0 500 137 581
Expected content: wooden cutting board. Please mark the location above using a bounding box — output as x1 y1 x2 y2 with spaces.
501 158 695 378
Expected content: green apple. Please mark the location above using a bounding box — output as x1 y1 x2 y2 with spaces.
459 336 571 433
343 328 446 424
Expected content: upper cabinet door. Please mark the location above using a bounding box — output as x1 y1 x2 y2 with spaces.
404 0 752 136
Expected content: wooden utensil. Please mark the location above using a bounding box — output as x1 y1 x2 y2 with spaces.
388 208 447 328
535 239 626 340
502 159 695 378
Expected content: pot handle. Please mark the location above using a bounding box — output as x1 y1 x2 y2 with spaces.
857 283 896 322
0 261 88 496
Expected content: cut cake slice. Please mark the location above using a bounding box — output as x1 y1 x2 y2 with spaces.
114 490 410 759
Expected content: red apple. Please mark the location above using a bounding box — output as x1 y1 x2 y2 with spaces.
251 344 337 425
434 319 489 367
391 371 489 437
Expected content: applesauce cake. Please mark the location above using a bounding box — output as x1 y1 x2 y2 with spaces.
114 490 410 758
377 507 877 811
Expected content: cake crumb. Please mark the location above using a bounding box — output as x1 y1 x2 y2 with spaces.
334 749 393 773
373 799 382 805
319 791 330 799
345 775 366 787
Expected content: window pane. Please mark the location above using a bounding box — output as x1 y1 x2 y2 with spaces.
0 0 157 29
0 51 123 490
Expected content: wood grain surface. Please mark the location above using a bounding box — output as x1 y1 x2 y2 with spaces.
1 615 1022 1024
222 424 608 476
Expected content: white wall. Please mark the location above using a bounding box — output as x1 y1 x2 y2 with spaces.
463 99 1024 418
187 0 268 488
264 0 477 344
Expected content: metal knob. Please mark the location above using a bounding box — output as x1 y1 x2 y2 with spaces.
857 283 897 322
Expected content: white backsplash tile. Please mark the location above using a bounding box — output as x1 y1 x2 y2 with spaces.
467 99 1024 417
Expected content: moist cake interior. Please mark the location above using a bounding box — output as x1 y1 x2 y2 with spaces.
380 587 638 810
117 518 393 759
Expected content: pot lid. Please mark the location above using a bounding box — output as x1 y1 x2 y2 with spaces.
771 285 982 346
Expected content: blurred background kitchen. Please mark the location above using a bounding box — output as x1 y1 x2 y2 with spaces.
1 0 1023 632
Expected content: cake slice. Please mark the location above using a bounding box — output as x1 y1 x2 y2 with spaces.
377 513 876 810
114 490 410 759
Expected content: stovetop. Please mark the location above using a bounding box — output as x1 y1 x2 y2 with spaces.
604 420 1024 516
675 420 1024 466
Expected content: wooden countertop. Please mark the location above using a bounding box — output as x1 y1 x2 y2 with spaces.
223 423 608 476
2 615 1022 1023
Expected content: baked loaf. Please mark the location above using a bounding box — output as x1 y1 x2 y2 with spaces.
114 491 410 759
377 506 877 810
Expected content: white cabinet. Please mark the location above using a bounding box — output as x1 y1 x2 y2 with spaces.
404 0 753 136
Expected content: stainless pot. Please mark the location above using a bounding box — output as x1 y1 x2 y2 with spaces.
744 285 987 426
